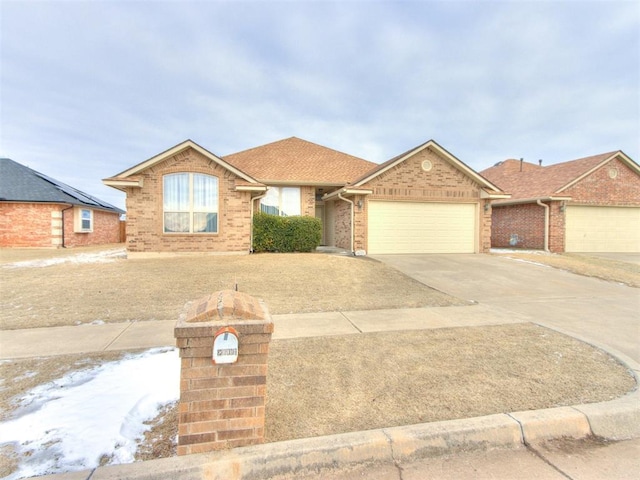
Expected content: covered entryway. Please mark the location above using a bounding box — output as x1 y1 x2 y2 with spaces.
565 206 640 252
367 201 477 254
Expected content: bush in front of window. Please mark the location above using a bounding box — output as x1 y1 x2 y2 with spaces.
253 212 321 253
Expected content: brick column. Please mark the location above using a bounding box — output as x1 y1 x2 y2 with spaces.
174 289 273 455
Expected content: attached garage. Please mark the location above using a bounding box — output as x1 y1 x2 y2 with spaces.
368 201 477 254
565 206 640 252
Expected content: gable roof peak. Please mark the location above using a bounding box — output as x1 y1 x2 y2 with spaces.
351 138 503 193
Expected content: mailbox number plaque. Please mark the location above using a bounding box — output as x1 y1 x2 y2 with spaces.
212 326 239 364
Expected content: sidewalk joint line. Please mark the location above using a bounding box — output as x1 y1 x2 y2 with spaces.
340 312 363 333
102 321 135 351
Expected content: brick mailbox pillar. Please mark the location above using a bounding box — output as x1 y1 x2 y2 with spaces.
174 289 273 455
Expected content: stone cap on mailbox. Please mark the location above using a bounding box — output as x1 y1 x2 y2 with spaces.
184 289 268 323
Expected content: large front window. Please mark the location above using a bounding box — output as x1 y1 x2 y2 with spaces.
260 187 301 216
163 173 218 233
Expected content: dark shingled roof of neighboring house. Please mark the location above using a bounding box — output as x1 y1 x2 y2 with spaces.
0 157 124 213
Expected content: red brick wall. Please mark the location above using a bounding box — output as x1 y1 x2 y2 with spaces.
0 203 121 248
357 147 488 253
491 203 546 249
0 203 63 247
562 158 640 205
124 148 254 253
63 208 122 247
548 201 565 253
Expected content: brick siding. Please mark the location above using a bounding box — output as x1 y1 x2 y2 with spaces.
0 202 121 248
124 148 254 253
491 158 640 252
355 147 489 253
175 290 273 455
491 203 546 250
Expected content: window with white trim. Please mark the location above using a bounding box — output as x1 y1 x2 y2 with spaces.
260 187 301 216
163 173 219 233
73 208 93 232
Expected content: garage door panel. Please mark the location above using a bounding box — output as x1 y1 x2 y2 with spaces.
368 202 476 254
565 206 640 252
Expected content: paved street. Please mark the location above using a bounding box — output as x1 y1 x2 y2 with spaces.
284 437 640 480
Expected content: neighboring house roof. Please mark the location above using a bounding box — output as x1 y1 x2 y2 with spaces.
349 139 505 194
103 139 263 190
0 157 124 213
223 137 377 186
481 151 638 203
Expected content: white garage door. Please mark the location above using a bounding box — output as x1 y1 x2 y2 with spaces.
565 206 640 252
368 201 477 254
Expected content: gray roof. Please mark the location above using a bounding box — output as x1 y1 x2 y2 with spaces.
0 158 124 214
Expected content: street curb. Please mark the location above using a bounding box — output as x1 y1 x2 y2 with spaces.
37 387 640 480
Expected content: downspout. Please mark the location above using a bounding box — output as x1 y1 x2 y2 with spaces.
61 205 74 248
337 193 355 255
536 199 550 252
249 191 267 253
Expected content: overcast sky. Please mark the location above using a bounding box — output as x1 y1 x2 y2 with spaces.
2 0 638 211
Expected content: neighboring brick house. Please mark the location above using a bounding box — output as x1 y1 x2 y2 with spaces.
103 137 506 255
480 151 640 253
0 158 124 248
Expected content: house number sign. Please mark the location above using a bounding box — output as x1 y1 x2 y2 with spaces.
212 326 239 364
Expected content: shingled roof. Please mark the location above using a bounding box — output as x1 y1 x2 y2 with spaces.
0 158 123 213
223 137 377 185
480 151 631 201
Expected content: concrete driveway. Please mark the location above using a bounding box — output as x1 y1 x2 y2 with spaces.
372 254 640 366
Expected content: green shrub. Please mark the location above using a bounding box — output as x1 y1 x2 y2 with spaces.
253 212 322 253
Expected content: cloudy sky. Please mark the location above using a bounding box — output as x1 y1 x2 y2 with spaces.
1 0 638 211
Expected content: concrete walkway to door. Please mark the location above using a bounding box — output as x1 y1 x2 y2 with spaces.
371 253 640 365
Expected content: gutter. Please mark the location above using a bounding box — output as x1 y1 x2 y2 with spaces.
536 199 550 252
337 193 355 255
60 204 74 248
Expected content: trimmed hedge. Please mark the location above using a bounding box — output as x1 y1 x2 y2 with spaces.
253 212 322 253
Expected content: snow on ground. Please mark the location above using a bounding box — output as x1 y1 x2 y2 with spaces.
2 248 127 268
0 348 180 480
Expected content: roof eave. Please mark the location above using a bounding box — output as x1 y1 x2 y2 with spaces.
322 187 373 200
492 196 573 206
103 178 144 191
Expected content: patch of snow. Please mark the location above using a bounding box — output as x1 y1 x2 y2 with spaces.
490 248 550 255
2 249 127 269
0 348 180 479
507 258 552 268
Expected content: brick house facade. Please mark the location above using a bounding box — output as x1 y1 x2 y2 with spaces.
0 158 123 248
105 138 506 255
121 148 256 253
481 152 640 253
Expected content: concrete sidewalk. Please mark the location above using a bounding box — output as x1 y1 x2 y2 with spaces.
0 304 528 359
